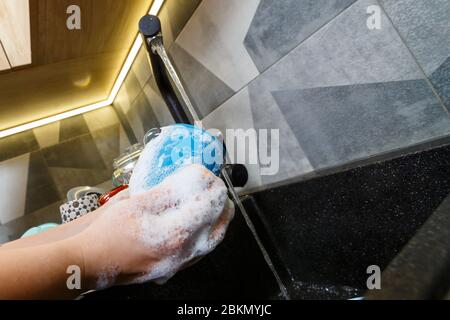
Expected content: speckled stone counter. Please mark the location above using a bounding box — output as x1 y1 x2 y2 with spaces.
366 194 450 300
243 142 450 299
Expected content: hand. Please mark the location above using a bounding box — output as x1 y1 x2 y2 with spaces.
75 164 235 290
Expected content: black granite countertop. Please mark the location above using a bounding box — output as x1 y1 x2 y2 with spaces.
366 194 450 299
242 141 450 299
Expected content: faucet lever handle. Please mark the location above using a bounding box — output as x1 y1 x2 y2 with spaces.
139 15 161 39
221 164 249 188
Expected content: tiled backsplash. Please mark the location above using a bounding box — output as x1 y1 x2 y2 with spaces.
0 107 129 241
114 0 450 191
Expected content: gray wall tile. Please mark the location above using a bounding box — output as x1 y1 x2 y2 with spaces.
48 167 110 200
159 0 202 49
132 47 152 89
244 0 356 72
200 0 450 187
247 84 314 185
33 122 60 149
203 85 314 189
91 124 122 174
25 152 60 215
273 80 450 169
203 88 264 190
123 69 143 107
430 58 450 109
126 89 160 143
169 42 235 118
380 0 450 75
83 106 120 133
59 115 89 143
0 131 39 162
380 0 450 112
253 0 423 92
0 153 30 224
42 134 107 170
144 77 174 127
0 112 126 232
175 0 260 92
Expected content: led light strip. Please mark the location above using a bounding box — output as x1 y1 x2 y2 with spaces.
0 0 165 139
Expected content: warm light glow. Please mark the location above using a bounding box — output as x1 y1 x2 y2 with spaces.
0 0 165 139
149 0 165 15
73 73 92 88
108 0 165 101
0 100 111 138
107 36 143 102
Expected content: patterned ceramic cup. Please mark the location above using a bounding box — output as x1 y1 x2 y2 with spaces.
59 194 100 224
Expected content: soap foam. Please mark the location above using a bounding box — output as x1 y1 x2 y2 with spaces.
126 164 234 285
129 127 167 195
129 125 223 196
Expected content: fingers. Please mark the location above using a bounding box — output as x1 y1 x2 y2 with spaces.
136 164 227 219
209 199 235 243
99 165 235 286
133 165 230 251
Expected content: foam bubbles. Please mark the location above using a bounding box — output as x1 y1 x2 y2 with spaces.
129 125 224 195
128 164 234 285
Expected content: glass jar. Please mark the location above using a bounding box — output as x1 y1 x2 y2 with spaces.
112 143 144 187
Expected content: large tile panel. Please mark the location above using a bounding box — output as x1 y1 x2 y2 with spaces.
247 0 450 172
33 122 60 149
24 152 60 215
203 84 314 188
143 77 174 127
159 0 202 49
274 80 450 168
0 154 30 224
0 131 39 163
169 42 235 118
59 115 90 143
125 89 160 143
380 0 450 111
42 134 106 170
175 0 260 92
244 0 357 72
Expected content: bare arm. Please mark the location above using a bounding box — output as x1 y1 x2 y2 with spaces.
0 238 92 300
0 208 102 251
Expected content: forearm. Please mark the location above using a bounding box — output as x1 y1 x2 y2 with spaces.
0 238 94 299
1 210 101 251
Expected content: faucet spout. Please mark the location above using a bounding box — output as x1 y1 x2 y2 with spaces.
139 15 193 124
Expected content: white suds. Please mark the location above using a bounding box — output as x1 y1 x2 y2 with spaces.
127 164 235 285
96 265 120 290
129 127 167 195
129 125 223 195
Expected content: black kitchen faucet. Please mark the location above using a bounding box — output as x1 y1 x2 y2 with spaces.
138 15 248 189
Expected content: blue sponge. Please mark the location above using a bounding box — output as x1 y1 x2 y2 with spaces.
129 124 224 194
